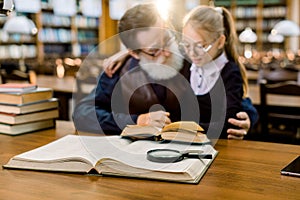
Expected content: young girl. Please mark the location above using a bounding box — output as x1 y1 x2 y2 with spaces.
179 5 250 138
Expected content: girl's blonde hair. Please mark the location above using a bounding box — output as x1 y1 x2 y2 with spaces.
183 5 248 98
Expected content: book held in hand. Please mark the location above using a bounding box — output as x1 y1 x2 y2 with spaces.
3 135 218 184
0 83 37 93
121 121 210 144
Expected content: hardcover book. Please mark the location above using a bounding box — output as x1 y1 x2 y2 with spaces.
0 119 55 135
0 109 59 124
0 98 59 114
3 135 218 184
121 121 210 144
0 83 37 93
0 87 53 105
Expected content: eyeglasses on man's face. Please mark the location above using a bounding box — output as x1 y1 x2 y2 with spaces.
178 38 217 57
139 32 176 58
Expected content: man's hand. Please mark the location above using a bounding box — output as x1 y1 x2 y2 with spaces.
227 112 250 140
137 111 171 128
103 50 129 78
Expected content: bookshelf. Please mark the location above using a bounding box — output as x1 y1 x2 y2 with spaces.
38 8 100 57
37 5 101 74
0 0 109 75
215 0 288 52
0 13 38 62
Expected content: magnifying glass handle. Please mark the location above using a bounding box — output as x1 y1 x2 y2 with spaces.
198 154 213 159
184 153 213 159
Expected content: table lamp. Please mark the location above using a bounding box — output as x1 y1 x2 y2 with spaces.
271 20 300 66
0 0 13 16
3 15 38 72
239 27 257 59
272 20 300 37
268 33 284 59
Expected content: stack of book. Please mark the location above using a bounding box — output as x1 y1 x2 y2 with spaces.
0 83 59 135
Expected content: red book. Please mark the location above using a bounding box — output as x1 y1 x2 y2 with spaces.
0 83 37 93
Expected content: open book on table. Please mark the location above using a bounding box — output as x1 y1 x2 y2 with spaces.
121 121 210 144
3 135 218 184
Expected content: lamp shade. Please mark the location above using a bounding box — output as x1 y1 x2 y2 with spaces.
272 20 300 36
267 33 284 43
239 27 257 43
14 0 41 13
0 0 14 16
3 15 38 35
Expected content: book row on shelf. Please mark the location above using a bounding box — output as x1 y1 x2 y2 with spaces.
39 28 72 43
42 13 99 28
41 13 72 27
0 83 59 135
0 45 37 59
236 18 286 32
234 6 286 18
38 28 98 43
42 43 96 56
74 16 99 28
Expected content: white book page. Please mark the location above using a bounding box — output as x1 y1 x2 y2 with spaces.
92 139 217 173
13 135 130 166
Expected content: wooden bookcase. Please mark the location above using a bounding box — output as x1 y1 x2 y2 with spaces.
36 7 101 74
215 0 288 52
0 0 118 75
0 12 38 65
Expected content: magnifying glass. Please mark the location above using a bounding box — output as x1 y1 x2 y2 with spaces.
147 149 213 163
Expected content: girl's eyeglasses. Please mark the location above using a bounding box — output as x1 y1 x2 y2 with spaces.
178 39 216 56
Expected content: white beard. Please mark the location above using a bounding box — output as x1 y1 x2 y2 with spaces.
139 43 183 80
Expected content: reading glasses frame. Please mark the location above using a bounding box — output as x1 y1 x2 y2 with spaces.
139 31 177 58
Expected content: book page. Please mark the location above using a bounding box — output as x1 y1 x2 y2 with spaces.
11 135 96 165
162 121 204 132
121 125 161 138
94 139 217 173
94 140 217 182
11 135 130 166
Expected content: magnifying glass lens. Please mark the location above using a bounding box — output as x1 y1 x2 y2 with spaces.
150 150 180 157
147 149 212 163
147 149 183 163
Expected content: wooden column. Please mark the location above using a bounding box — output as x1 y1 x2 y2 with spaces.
287 0 299 53
99 0 119 56
256 0 263 52
34 11 44 72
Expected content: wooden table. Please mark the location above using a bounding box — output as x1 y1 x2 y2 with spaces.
246 70 300 106
1 121 299 200
246 70 259 83
248 83 300 107
35 75 76 120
